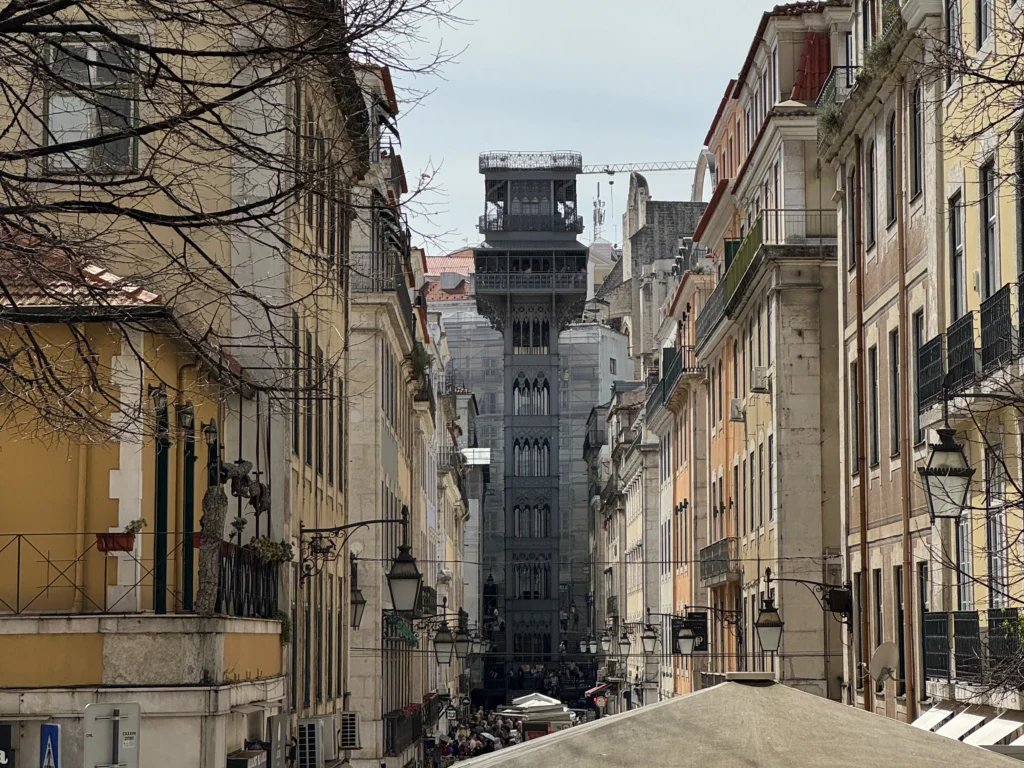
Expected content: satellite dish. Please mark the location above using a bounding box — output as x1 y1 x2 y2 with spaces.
870 642 901 683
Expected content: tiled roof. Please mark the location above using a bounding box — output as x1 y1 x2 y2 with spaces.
0 240 162 309
426 248 476 276
790 30 831 101
422 277 472 303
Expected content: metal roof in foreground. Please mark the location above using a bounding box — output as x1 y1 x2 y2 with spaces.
461 677 1019 768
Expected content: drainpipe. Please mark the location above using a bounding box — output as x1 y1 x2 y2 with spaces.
73 442 89 611
853 136 872 711
154 393 171 614
178 362 199 611
895 79 918 719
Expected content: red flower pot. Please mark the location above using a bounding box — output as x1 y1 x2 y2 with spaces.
96 532 136 552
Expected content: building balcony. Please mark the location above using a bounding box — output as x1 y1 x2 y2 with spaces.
384 706 424 756
981 283 1013 373
479 213 585 234
694 210 837 351
479 151 583 173
816 65 860 148
351 248 417 342
946 311 978 393
0 532 283 688
606 595 619 618
474 272 587 294
699 537 739 588
923 608 1019 684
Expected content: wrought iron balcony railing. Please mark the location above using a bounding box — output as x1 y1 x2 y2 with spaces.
695 280 726 351
946 311 978 393
699 537 739 587
606 595 618 617
981 283 1013 372
921 609 1020 684
478 213 585 234
0 531 279 618
816 65 859 109
351 249 417 342
916 334 944 412
384 707 424 756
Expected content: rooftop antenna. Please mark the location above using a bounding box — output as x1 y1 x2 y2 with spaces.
593 182 606 241
609 179 616 246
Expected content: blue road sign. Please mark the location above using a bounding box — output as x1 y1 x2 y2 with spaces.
39 724 59 768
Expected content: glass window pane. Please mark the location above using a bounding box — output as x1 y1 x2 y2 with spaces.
48 93 91 168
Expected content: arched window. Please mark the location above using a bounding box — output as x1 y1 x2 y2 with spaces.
541 381 550 414
513 440 521 476
539 439 550 476
542 505 551 537
532 319 541 349
541 321 550 352
512 320 522 350
886 112 897 225
512 380 521 415
522 506 531 537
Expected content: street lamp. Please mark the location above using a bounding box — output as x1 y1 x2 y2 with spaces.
176 401 195 430
600 632 612 653
919 426 975 521
754 597 784 654
454 626 472 660
201 420 219 447
617 632 631 658
434 622 456 665
588 636 598 655
676 624 697 656
640 625 659 655
350 555 367 629
386 507 423 613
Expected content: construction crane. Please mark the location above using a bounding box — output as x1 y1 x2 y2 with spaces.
581 161 698 175
582 154 716 241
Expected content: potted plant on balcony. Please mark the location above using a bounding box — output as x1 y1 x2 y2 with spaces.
247 535 294 563
96 518 146 552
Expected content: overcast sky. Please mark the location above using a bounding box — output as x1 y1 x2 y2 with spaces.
395 0 774 254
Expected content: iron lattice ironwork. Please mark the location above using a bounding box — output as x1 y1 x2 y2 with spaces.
479 151 583 173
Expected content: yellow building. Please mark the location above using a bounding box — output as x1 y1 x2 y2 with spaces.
0 258 286 765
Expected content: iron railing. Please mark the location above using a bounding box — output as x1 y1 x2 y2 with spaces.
699 537 739 587
724 215 764 304
988 607 1020 666
761 208 838 246
424 694 446 726
475 273 587 292
478 213 585 234
953 610 982 681
695 280 726 350
662 347 682 396
917 334 944 412
701 672 726 689
923 611 950 679
816 65 859 109
946 312 977 393
981 284 1013 372
0 531 279 618
383 707 423 756
479 151 583 173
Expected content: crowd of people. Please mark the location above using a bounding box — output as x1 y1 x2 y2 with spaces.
434 708 523 764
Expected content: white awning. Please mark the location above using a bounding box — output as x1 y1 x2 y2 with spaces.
911 708 953 732
965 718 1024 746
936 711 986 740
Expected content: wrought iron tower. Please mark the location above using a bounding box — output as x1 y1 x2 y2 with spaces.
473 151 588 694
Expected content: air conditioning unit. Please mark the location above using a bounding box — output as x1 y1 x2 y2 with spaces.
751 366 770 394
300 716 340 767
729 398 746 423
338 712 362 750
297 718 325 768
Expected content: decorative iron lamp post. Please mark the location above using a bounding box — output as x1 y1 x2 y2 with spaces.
433 622 456 665
640 625 659 655
600 632 612 653
350 554 367 629
617 632 631 658
918 426 975 521
676 623 697 656
754 597 784 654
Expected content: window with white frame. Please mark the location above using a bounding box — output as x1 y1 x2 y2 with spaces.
47 37 137 172
986 444 1008 608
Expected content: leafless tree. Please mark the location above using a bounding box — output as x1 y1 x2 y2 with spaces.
0 0 463 438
